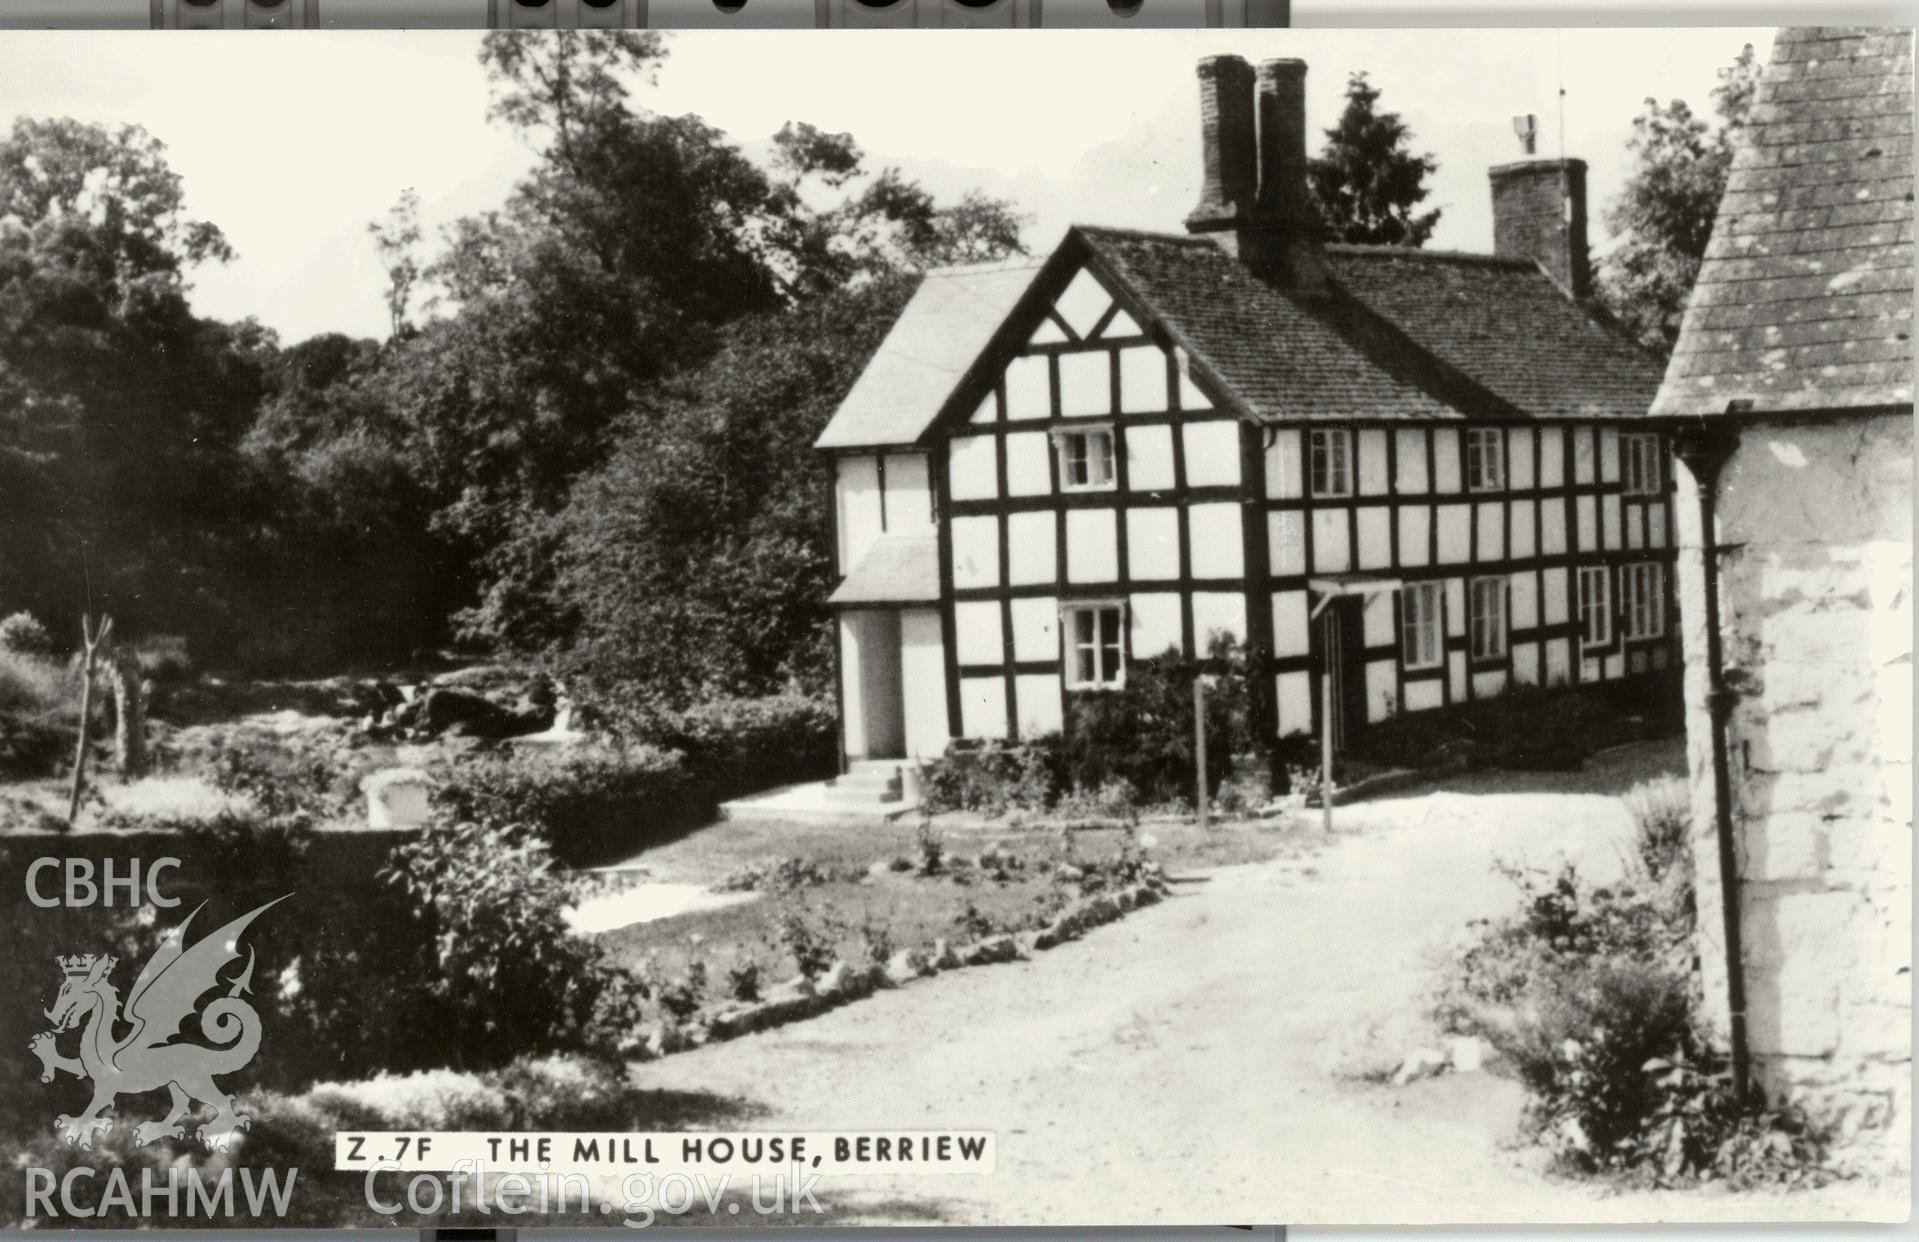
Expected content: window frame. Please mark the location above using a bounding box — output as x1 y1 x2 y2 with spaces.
1307 428 1353 499
1466 428 1506 493
1401 581 1444 672
1061 601 1127 690
1577 565 1614 650
1622 432 1663 497
1621 562 1666 640
1054 425 1118 493
1467 575 1509 663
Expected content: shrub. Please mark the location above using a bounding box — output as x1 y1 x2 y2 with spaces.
0 712 66 781
920 738 1060 815
914 821 945 875
434 743 700 864
208 735 342 823
0 612 53 658
725 958 763 1002
652 691 837 800
771 908 833 981
1626 775 1692 884
1053 777 1140 824
1059 636 1255 806
0 648 69 719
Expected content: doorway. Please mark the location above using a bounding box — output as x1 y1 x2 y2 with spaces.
1318 596 1369 754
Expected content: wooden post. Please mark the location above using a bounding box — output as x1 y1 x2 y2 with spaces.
109 654 147 778
1193 675 1209 830
1320 611 1334 835
67 613 113 825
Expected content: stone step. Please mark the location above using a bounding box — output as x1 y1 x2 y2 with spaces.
831 771 904 795
820 783 904 806
848 758 908 776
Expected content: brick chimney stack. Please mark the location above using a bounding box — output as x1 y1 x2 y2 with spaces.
1186 54 1327 293
1488 158 1591 299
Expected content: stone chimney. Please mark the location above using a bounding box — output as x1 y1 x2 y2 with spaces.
1186 54 1326 293
1488 158 1591 299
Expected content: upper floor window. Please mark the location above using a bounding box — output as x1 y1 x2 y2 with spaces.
1468 576 1507 662
1578 565 1613 649
1623 432 1663 496
1402 581 1443 671
1308 429 1351 498
1057 427 1116 491
1622 562 1666 639
1063 602 1125 689
1467 428 1505 492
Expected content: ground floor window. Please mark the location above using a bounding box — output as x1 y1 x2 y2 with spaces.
1468 576 1507 661
1578 565 1613 648
1622 561 1666 639
1402 581 1442 670
1064 602 1125 689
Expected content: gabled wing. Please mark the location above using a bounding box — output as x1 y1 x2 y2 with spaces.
123 895 288 1053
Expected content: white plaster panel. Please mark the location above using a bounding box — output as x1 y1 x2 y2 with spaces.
1009 596 1059 663
1119 346 1169 413
960 676 1008 740
1448 649 1467 701
948 435 999 502
1066 508 1119 583
951 515 1000 589
1538 426 1565 487
1004 432 1052 497
1029 317 1068 346
1580 655 1603 684
1192 592 1247 649
1054 269 1112 337
1436 504 1471 564
1573 426 1596 484
1512 641 1541 686
1357 507 1392 570
1005 511 1056 586
1541 566 1569 625
1599 426 1621 483
1104 308 1142 339
1130 592 1183 659
1544 636 1571 686
1266 429 1303 499
1648 504 1667 548
1397 507 1431 567
1358 429 1390 496
1395 429 1429 493
1175 348 1212 410
1182 421 1242 487
1605 652 1624 680
1125 423 1177 492
1188 502 1244 579
1312 509 1351 573
1272 590 1310 657
1510 430 1535 490
1575 495 1598 553
1603 494 1623 550
969 393 996 425
1403 678 1443 713
1270 510 1306 576
954 600 1004 666
1476 501 1504 562
837 454 883 574
1367 660 1398 722
1473 669 1508 699
1510 571 1538 630
1362 592 1396 647
1126 508 1181 581
1276 671 1312 738
1058 350 1111 417
1445 578 1467 636
900 608 948 761
1433 428 1462 493
1005 354 1050 420
1541 497 1569 555
1624 502 1644 550
1015 673 1064 739
1510 501 1536 559
884 453 933 533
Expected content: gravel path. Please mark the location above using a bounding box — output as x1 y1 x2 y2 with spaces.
626 742 1905 1225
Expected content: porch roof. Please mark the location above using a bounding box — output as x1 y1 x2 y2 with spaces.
828 536 941 607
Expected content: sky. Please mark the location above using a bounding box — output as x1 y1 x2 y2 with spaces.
0 26 1771 343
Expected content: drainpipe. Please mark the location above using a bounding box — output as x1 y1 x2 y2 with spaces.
1673 423 1750 1102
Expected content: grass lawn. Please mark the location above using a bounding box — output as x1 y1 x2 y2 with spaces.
592 811 1316 991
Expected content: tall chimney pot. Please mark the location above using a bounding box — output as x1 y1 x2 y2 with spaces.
1488 158 1591 299
1185 55 1258 235
1254 58 1315 226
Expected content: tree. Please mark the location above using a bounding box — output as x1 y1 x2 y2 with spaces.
1598 44 1761 354
1308 72 1441 247
368 188 423 339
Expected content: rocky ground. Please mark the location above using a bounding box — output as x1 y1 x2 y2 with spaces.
623 740 1908 1226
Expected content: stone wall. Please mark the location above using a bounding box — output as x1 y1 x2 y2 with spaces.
1672 411 1912 1156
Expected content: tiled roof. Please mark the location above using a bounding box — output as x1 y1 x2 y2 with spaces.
1077 226 1663 422
815 257 1046 450
828 536 940 606
1653 27 1915 417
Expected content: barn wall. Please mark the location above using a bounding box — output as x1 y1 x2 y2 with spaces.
1675 412 1913 1151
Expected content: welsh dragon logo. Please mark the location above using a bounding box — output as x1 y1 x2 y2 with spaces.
29 896 287 1152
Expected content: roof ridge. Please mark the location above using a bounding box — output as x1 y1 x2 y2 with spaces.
1324 243 1537 269
922 255 1048 278
1072 223 1214 247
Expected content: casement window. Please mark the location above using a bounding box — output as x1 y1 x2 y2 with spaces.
1307 428 1352 498
1468 576 1508 661
1578 565 1613 649
1401 581 1443 671
1056 427 1117 491
1063 602 1125 689
1621 562 1666 640
1466 428 1505 492
1623 432 1663 496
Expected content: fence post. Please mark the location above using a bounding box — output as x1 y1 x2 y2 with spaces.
1193 675 1209 831
1320 622 1334 835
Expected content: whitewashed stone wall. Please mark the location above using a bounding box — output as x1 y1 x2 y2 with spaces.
1673 412 1912 1155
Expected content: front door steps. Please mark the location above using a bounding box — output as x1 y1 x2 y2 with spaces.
718 759 920 822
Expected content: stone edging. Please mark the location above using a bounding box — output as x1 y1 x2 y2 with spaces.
622 879 1169 1062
